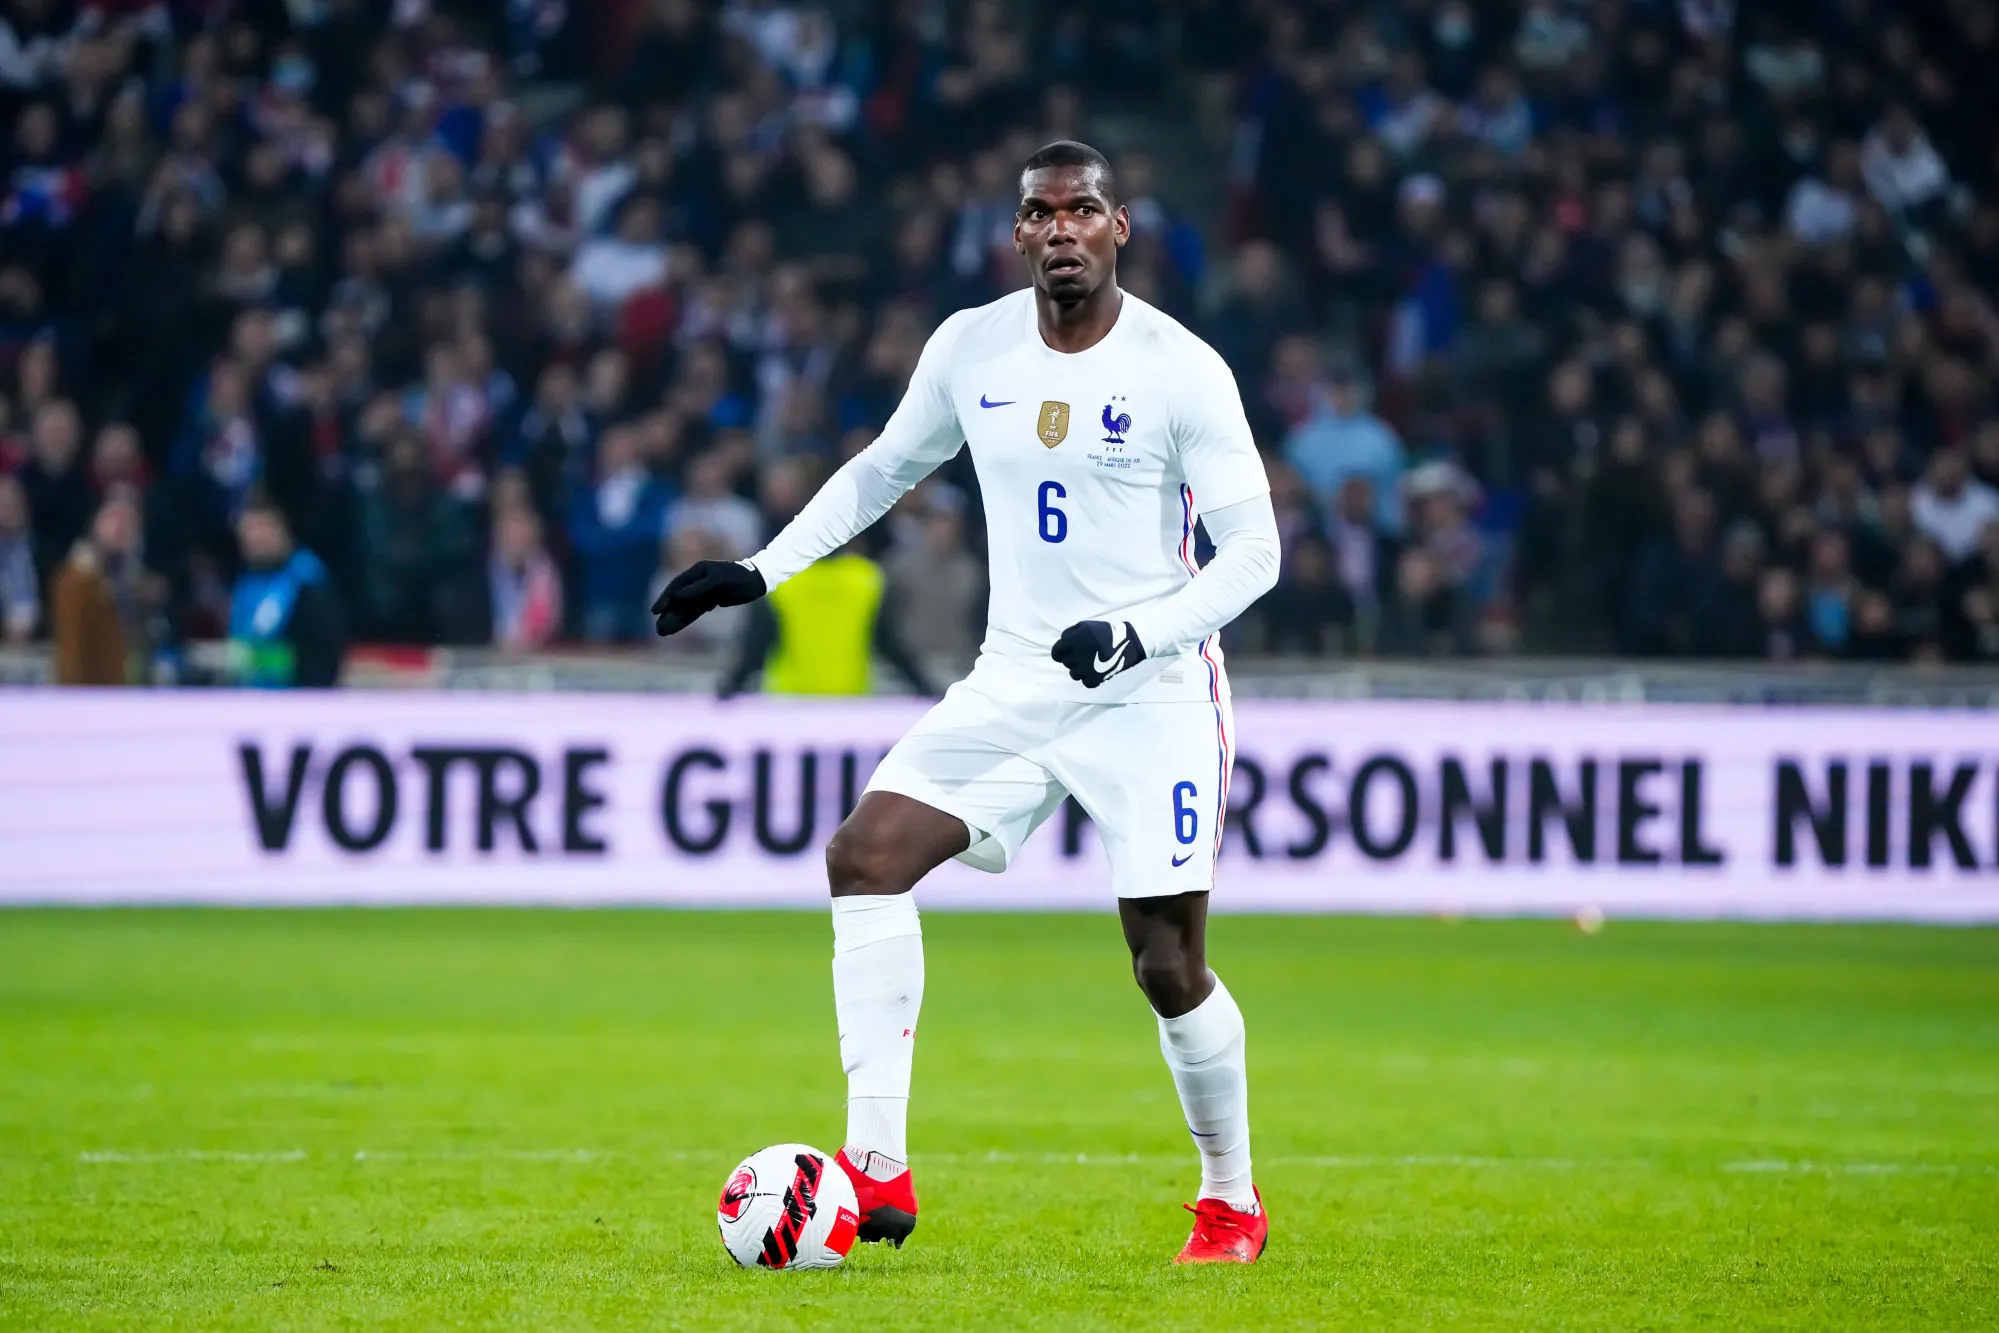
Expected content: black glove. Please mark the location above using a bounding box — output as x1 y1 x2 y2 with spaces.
1050 619 1146 688
652 560 766 636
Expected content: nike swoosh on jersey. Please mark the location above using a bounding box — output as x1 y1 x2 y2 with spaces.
1171 852 1195 867
978 394 1015 408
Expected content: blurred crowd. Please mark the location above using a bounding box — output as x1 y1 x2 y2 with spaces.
1 0 1997 684
1226 0 1999 662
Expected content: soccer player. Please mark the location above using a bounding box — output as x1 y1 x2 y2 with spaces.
652 141 1279 1264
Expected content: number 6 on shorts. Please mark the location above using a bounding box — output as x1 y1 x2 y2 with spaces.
1172 780 1199 845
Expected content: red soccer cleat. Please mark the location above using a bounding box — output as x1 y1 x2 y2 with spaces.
833 1149 918 1248
1174 1189 1268 1264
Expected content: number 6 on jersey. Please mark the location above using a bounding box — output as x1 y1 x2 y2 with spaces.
1038 480 1067 543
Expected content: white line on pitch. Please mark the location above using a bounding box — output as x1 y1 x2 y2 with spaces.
77 1150 308 1163
1722 1159 1991 1176
65 1149 1999 1176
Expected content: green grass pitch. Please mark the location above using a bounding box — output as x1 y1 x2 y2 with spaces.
1 909 1995 1330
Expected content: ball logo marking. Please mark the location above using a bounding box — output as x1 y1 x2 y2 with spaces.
719 1165 755 1221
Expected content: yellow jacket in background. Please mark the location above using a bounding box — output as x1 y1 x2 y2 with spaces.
762 552 885 696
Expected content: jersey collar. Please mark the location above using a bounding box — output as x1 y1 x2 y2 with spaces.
1026 285 1134 359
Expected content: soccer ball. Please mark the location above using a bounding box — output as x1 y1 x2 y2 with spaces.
717 1144 860 1270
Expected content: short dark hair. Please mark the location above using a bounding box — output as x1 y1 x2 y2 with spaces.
1019 140 1116 204
239 486 288 527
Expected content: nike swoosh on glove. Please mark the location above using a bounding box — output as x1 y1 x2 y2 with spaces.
651 560 767 635
1050 620 1146 688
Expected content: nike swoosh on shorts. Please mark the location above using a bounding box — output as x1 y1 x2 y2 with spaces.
1171 851 1194 867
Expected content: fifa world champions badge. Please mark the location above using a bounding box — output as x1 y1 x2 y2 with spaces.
1038 401 1070 448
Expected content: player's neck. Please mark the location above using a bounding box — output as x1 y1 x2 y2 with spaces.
1035 282 1124 355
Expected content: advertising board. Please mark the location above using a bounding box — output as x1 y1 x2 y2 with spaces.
3 693 1994 919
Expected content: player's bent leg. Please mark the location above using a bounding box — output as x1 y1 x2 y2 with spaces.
825 791 972 897
825 792 970 1248
1120 893 1267 1264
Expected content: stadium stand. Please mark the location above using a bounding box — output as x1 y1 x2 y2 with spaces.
2 0 1997 680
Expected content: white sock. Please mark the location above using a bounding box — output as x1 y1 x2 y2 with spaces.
831 894 923 1179
1156 975 1256 1212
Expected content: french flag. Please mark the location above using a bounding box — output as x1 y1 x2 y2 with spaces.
2 165 86 228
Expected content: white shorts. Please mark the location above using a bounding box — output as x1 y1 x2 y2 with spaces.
865 677 1236 899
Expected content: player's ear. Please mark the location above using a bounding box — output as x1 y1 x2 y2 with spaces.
1013 216 1025 254
1113 204 1130 247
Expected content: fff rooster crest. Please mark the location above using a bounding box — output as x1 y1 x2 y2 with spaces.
1100 400 1132 444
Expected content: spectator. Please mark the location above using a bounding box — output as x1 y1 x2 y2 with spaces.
1802 529 1858 656
1460 68 1533 160
1696 523 1769 658
1628 488 1720 656
0 472 39 642
1367 53 1447 160
570 423 670 641
1891 538 1950 654
1379 548 1468 657
507 361 594 528
1260 535 1353 657
1205 240 1305 392
403 343 491 497
1449 280 1547 428
89 423 149 495
170 359 263 549
570 192 669 313
1755 566 1808 661
20 397 89 587
1406 461 1487 610
553 105 636 240
407 153 475 248
780 147 870 285
0 5 67 94
487 502 563 651
1259 335 1328 440
11 334 60 421
51 493 149 685
1322 474 1397 650
353 429 479 644
882 487 984 670
229 497 344 688
1849 589 1908 662
1786 141 1864 247
2 102 82 267
1745 21 1824 99
1860 106 1951 220
1283 363 1407 538
1381 176 1459 378
1264 459 1324 572
1911 447 1999 566
1515 0 1591 73
1960 521 1999 660
668 445 761 558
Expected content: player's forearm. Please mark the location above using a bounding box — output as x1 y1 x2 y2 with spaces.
743 449 913 587
1122 495 1281 658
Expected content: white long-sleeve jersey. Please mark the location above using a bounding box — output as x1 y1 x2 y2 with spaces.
747 288 1278 704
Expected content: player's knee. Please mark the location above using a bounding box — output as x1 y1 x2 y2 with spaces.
825 822 913 897
1131 941 1201 1014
